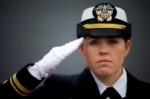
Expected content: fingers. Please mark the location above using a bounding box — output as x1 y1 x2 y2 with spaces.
59 37 84 58
62 37 84 50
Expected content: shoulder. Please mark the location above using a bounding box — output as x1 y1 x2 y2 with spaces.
126 69 150 98
44 68 92 87
126 69 150 87
44 73 79 87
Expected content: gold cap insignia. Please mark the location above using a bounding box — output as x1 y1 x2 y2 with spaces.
94 4 115 22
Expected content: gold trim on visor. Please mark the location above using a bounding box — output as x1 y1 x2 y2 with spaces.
83 23 126 29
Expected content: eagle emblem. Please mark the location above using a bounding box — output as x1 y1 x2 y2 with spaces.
94 4 114 22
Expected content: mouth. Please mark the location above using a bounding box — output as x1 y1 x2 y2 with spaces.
97 59 111 65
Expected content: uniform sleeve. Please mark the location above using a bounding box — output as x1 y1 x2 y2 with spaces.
0 63 43 98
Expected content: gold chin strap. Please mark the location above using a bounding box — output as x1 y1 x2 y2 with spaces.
83 23 126 29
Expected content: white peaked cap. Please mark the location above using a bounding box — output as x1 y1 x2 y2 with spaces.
81 6 128 23
76 3 132 39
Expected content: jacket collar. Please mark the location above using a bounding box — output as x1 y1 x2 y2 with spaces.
72 68 101 99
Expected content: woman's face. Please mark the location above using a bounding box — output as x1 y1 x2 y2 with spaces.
79 36 131 78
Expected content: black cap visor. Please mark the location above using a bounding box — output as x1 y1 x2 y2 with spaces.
87 28 124 37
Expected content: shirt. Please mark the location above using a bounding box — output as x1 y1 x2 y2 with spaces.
91 68 127 98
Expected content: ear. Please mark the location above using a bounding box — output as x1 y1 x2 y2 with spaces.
124 40 131 57
78 44 84 56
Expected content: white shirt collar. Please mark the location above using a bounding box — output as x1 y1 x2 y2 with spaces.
91 68 127 98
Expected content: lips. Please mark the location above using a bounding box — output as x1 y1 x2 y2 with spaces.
97 59 111 64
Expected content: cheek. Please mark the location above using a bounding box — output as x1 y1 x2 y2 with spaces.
113 48 126 65
83 47 99 65
83 48 92 62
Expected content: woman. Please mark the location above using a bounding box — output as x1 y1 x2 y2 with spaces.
1 2 150 99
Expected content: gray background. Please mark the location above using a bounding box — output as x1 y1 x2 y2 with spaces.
1 0 150 83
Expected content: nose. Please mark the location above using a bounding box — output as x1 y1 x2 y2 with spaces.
99 43 109 55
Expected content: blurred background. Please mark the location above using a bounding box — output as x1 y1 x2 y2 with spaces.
0 0 150 83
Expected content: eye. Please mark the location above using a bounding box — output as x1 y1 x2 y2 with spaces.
109 39 118 44
89 40 99 45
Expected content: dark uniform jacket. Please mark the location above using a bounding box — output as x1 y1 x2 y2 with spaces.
0 63 150 99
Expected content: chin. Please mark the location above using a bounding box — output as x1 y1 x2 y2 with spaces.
97 69 112 77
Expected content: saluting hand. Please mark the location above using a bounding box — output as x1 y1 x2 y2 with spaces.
29 37 84 79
